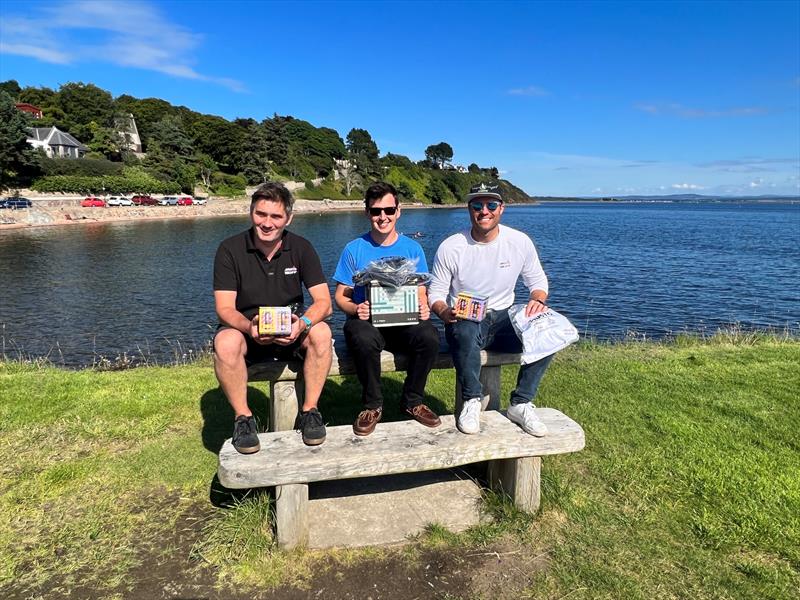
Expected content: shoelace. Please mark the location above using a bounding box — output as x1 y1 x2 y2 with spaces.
299 410 324 430
358 409 380 423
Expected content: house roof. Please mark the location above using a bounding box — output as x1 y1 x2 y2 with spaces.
26 126 88 150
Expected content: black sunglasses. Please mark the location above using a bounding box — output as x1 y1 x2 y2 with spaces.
470 201 500 212
368 206 398 216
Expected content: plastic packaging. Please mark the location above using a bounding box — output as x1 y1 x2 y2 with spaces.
508 304 579 364
352 256 431 288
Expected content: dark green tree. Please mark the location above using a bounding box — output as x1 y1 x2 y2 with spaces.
56 82 115 141
87 122 125 161
424 142 454 169
150 115 193 158
0 80 21 99
0 91 38 190
346 128 379 177
18 86 57 109
468 162 480 174
426 176 451 204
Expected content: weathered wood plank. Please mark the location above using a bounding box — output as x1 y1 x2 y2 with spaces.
218 408 584 489
248 342 521 382
275 483 309 549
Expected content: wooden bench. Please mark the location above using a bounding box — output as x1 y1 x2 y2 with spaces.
219 408 584 548
217 339 585 549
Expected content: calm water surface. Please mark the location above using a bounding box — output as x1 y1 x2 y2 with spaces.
1 202 798 366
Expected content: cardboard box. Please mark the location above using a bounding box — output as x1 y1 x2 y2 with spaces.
369 283 419 327
453 292 488 322
258 306 293 336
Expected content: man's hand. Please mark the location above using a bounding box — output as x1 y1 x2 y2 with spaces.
356 301 371 321
525 297 548 318
432 300 457 324
249 315 275 346
272 314 304 345
419 300 430 321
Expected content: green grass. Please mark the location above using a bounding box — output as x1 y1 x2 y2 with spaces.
1 336 798 598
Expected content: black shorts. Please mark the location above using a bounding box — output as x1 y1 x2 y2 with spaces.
214 326 306 366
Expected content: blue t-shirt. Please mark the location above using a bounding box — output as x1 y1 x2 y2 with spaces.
333 233 429 304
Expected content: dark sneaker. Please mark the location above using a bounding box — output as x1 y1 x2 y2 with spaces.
406 404 442 428
298 408 326 446
353 407 382 436
232 415 260 454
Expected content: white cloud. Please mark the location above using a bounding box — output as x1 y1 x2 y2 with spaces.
671 183 705 190
635 102 768 118
0 1 245 92
507 85 549 97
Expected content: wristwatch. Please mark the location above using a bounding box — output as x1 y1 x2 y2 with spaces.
300 315 313 330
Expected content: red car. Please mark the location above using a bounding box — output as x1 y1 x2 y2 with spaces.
132 195 158 206
177 196 194 206
81 197 106 207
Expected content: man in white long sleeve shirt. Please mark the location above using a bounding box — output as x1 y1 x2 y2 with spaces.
429 183 553 436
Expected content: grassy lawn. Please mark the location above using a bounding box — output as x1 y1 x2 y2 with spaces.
0 335 798 599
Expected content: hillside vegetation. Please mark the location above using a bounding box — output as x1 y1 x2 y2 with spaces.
1 80 530 203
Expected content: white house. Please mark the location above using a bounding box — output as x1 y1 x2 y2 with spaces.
26 126 88 159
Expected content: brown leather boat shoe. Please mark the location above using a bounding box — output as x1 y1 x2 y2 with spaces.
406 404 442 428
353 407 383 436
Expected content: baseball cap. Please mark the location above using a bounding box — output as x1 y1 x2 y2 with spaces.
465 182 503 203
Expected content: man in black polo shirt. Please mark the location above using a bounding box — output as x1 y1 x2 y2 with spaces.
213 183 333 452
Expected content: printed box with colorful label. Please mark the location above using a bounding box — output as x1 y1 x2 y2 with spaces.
453 292 488 322
368 283 419 327
258 306 293 336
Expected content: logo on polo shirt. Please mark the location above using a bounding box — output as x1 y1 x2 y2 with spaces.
284 267 298 275
499 260 511 269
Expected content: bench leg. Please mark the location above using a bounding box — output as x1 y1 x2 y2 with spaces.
275 483 309 549
487 456 541 512
269 379 304 432
455 364 502 414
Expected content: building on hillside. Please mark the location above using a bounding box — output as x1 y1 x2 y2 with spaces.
26 126 88 159
15 103 43 119
114 113 144 156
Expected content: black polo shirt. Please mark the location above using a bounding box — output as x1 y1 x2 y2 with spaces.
213 228 326 320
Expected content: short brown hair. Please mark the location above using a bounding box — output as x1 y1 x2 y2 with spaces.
251 182 294 215
364 181 398 209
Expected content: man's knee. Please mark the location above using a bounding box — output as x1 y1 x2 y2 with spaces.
447 319 480 347
409 321 440 354
214 328 247 365
343 318 383 352
305 321 332 357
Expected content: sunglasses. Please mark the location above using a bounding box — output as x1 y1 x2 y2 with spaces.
470 201 501 212
368 206 398 216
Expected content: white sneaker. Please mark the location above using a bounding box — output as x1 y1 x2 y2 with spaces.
507 403 548 437
457 397 482 434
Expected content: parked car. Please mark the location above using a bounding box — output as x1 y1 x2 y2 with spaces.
132 195 158 206
159 196 178 206
81 197 106 207
177 195 194 206
193 197 207 205
0 197 33 209
107 196 133 206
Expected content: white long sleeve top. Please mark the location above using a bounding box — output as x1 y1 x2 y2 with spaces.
428 224 548 311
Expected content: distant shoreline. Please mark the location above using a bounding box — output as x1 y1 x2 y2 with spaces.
2 195 796 232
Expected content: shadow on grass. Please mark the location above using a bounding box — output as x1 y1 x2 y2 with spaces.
199 371 452 509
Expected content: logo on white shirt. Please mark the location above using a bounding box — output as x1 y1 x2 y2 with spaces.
284 267 298 275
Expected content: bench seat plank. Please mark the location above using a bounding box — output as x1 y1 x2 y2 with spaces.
218 408 584 489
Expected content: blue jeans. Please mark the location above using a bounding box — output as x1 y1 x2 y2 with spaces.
445 308 553 406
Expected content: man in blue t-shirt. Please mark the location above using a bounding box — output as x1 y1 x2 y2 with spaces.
334 181 441 436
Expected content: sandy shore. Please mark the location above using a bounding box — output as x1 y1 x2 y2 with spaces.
0 197 371 231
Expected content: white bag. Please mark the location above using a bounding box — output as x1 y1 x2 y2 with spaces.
508 304 579 364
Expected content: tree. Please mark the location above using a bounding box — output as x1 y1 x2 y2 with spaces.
424 142 454 169
150 115 193 158
239 121 271 185
346 128 379 177
468 163 480 174
426 176 451 205
87 121 125 161
0 91 38 190
0 80 21 99
56 82 115 141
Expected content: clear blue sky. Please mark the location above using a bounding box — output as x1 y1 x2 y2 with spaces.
1 0 798 197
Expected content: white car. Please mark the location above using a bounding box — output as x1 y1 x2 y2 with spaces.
107 196 133 206
194 197 207 205
159 196 178 206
